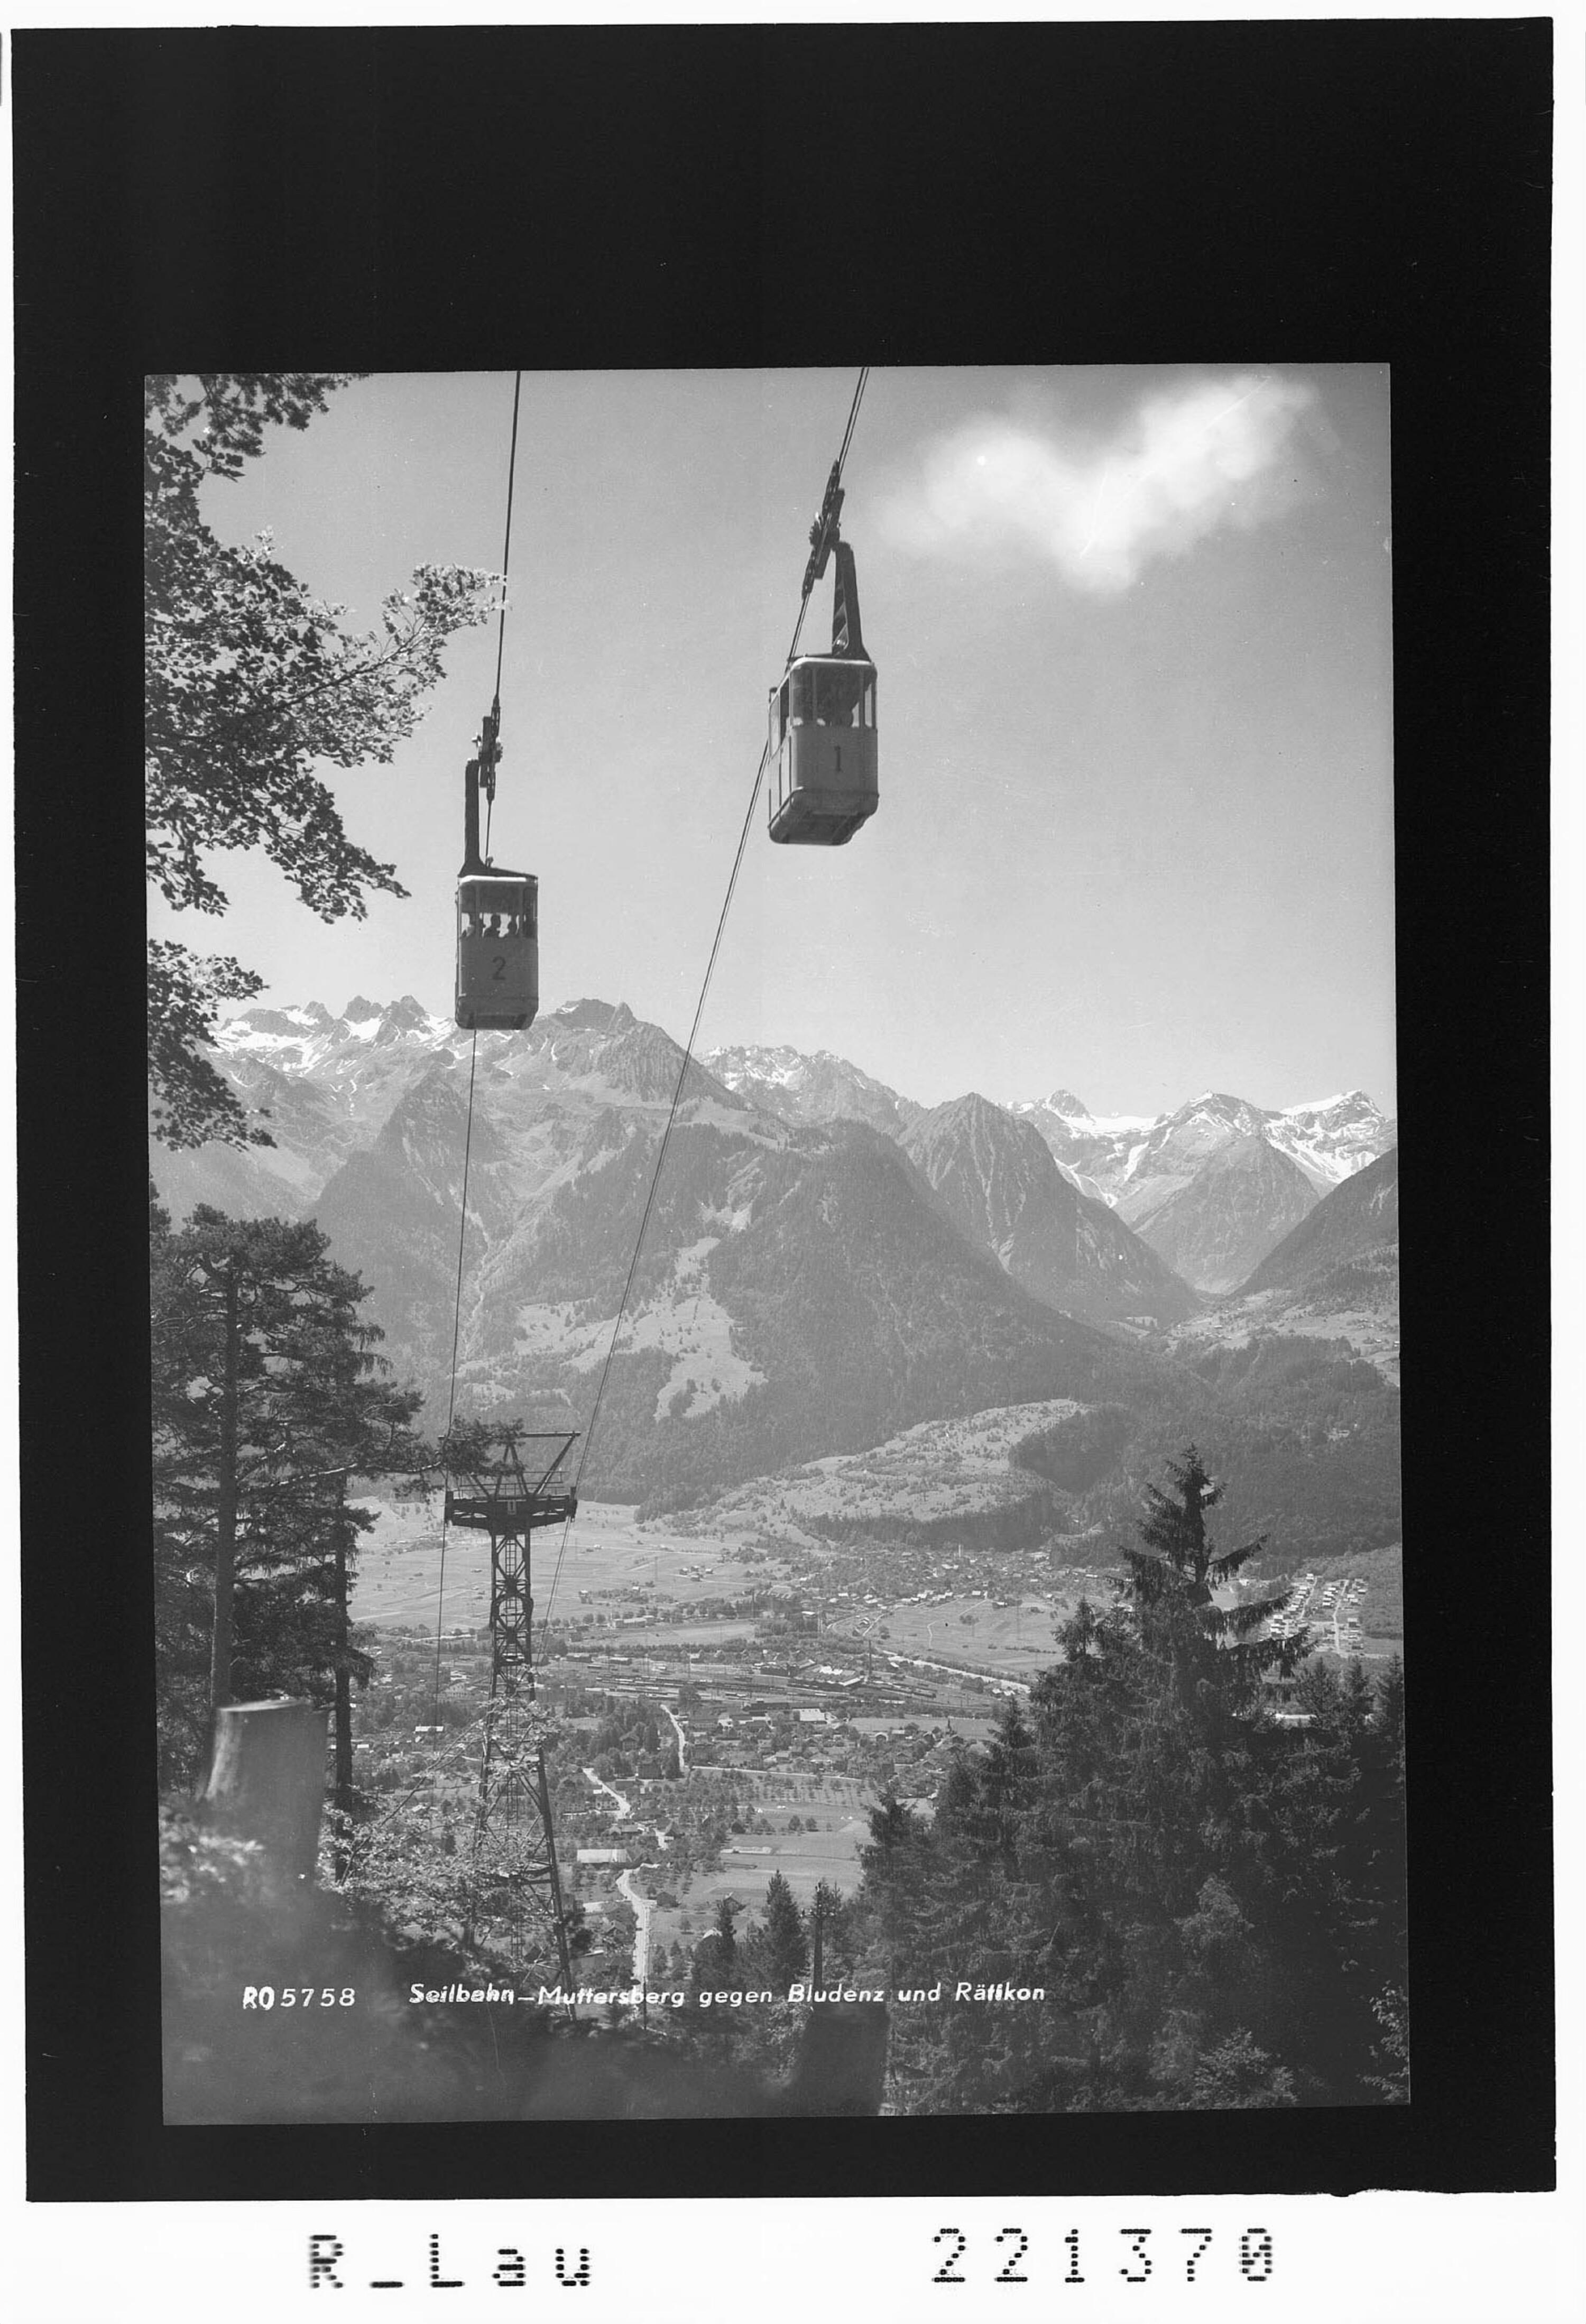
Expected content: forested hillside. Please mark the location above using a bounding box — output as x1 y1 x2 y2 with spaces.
853 1454 1408 2111
1013 1335 1400 1569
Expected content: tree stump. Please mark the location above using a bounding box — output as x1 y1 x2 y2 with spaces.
202 1699 330 1878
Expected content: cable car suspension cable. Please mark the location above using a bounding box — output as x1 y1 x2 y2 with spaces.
534 365 872 1650
427 1028 481 1728
429 370 524 1724
485 370 523 862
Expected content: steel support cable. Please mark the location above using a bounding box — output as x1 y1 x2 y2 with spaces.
430 371 524 1700
495 370 524 699
836 365 870 473
429 1029 481 1727
535 366 872 1650
534 735 772 1650
485 370 523 863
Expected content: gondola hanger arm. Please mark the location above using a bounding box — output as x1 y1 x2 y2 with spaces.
800 459 845 600
477 696 502 804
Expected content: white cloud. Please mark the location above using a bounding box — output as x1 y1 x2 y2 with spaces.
880 373 1320 594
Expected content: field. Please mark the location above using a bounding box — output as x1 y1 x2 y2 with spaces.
632 1780 874 1972
350 1488 1403 1688
699 1399 1087 1535
1161 1294 1401 1386
865 1584 1108 1679
350 1497 790 1633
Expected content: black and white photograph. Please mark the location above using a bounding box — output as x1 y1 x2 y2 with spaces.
15 16 1563 2309
146 360 1406 2126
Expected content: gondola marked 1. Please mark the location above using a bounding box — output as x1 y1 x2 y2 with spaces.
768 458 879 847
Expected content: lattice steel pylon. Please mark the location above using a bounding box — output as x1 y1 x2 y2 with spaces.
444 1428 578 1980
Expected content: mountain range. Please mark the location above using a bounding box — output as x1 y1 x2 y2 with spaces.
1002 1081 1394 1204
897 1094 1200 1327
708 1047 1394 1294
149 998 1400 1558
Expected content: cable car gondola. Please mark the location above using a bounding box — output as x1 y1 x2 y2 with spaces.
455 705 539 1032
768 467 878 847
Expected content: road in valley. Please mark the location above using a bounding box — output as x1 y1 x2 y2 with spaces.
617 1866 653 1989
582 1766 632 1820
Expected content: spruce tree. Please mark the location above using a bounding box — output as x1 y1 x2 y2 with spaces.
1374 1653 1407 1763
712 1896 741 1971
758 1871 809 1991
848 1450 1410 2113
1123 1445 1297 1723
151 1199 422 1784
809 1879 852 1981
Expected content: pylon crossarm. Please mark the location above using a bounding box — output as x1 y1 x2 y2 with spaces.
444 1488 576 1532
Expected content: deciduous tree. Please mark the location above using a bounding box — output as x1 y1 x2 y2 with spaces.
145 373 497 1148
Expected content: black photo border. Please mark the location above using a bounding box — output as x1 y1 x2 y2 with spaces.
14 19 1554 2203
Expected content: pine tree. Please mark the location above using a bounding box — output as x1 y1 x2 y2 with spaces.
708 1897 740 1973
757 1871 809 1990
856 1792 933 1986
1373 1654 1407 1770
1123 1444 1298 1724
850 1450 1410 2113
808 1879 853 1982
151 1198 422 1784
1242 1653 1409 2096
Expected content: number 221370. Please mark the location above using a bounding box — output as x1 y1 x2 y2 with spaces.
932 2226 1274 2285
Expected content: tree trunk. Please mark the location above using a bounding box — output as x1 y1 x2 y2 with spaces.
203 1698 330 1878
333 1492 353 1814
208 1264 240 1719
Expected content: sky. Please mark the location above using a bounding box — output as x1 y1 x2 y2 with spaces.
149 365 1396 1120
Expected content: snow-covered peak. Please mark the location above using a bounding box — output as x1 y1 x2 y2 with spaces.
1274 1089 1382 1124
1278 1091 1352 1117
1178 1090 1263 1120
1074 1106 1161 1135
1264 1090 1395 1191
703 1041 923 1138
1007 1087 1160 1137
1040 1087 1092 1120
543 999 638 1037
216 1001 330 1045
215 996 457 1066
706 1043 812 1092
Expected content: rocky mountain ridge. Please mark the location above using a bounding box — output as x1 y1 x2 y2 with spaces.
171 1002 1396 1305
1159 1146 1401 1385
705 1045 1393 1293
149 999 1400 1555
898 1093 1200 1328
1006 1082 1395 1206
1123 1131 1322 1296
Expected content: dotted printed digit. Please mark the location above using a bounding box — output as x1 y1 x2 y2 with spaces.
932 2229 968 2284
1181 2230 1213 2281
1120 2229 1152 2283
994 2230 1029 2283
1240 2228 1275 2282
